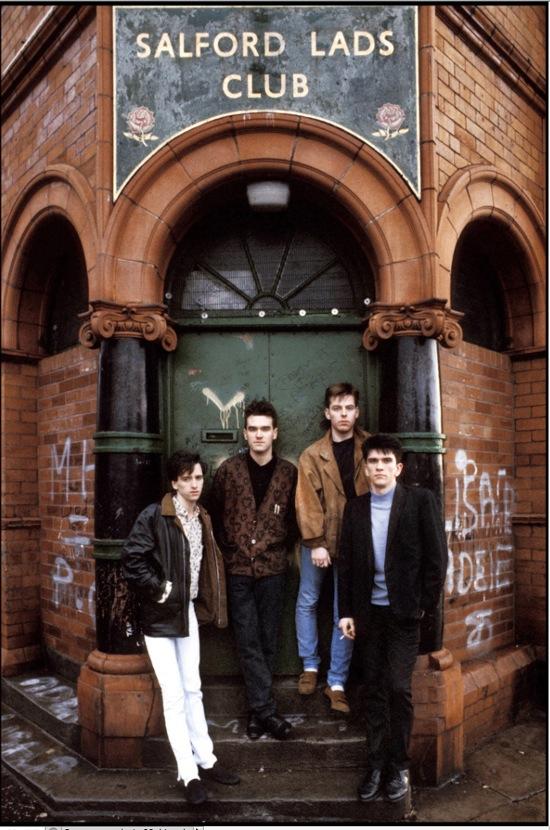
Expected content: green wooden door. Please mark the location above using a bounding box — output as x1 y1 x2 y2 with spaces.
167 326 369 674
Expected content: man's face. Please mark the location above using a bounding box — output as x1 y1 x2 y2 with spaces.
244 415 278 456
172 463 204 506
324 394 359 438
364 449 403 494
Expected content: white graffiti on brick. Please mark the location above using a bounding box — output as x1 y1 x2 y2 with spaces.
465 609 494 648
52 556 95 621
448 450 515 540
445 450 516 650
50 437 95 501
50 436 95 620
60 513 90 559
446 544 513 597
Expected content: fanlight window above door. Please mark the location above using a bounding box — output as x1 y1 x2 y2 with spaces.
166 206 374 319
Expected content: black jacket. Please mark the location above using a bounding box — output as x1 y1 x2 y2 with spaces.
338 483 447 634
122 494 227 637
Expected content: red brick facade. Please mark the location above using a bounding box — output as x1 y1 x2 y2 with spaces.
38 347 97 667
1 4 546 775
512 356 546 646
1 361 41 675
441 343 516 663
435 7 545 214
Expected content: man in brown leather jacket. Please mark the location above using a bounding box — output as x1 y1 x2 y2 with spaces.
210 400 298 742
295 382 369 715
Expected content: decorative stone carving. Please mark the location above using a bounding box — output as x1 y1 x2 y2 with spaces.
363 299 463 351
79 301 177 351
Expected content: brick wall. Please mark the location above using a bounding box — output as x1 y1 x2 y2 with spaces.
38 346 98 667
1 13 97 220
484 5 546 77
440 342 516 663
1 361 42 675
436 11 545 214
0 5 54 72
512 356 546 646
462 644 537 750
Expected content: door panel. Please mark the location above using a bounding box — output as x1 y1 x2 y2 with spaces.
169 327 367 675
268 331 367 465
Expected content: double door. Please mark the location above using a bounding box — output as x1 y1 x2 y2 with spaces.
168 327 370 674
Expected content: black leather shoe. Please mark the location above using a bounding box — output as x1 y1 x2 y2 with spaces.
247 713 265 740
184 778 208 805
385 768 410 801
261 713 292 740
358 768 383 801
200 761 240 785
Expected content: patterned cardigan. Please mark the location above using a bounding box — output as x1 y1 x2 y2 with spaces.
209 453 298 578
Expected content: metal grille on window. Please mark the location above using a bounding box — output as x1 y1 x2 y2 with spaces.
167 209 373 318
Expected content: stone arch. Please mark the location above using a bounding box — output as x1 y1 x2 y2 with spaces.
103 114 434 307
437 165 546 349
1 164 98 353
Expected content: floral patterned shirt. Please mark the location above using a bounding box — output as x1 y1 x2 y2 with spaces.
173 496 203 600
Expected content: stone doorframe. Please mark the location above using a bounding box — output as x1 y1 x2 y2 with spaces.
101 113 440 308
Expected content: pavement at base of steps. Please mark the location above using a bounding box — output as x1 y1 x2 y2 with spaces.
1 706 546 828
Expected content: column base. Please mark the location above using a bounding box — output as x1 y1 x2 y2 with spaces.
410 649 464 786
77 649 163 768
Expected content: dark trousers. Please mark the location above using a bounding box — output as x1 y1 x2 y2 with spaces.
362 604 420 772
228 572 286 719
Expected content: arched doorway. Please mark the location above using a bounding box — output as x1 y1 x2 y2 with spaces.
163 182 376 674
442 216 533 664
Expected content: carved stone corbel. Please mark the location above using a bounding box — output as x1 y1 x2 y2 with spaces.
362 298 463 351
79 301 177 352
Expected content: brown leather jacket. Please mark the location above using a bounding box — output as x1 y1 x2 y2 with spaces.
210 453 297 578
295 429 369 559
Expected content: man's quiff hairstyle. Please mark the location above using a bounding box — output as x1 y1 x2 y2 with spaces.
244 398 278 428
362 433 404 463
324 382 359 408
167 450 206 485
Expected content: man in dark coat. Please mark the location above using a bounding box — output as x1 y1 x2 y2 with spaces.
210 399 298 741
338 434 447 803
122 450 239 805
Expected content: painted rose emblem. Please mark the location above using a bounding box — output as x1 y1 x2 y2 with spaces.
124 106 159 145
372 103 409 140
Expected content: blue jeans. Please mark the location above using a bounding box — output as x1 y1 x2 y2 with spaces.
228 573 286 719
295 545 354 688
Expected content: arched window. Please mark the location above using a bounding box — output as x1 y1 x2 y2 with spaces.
451 220 513 352
19 216 88 354
166 196 374 320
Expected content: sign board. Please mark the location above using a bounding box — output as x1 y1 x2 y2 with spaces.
114 5 419 198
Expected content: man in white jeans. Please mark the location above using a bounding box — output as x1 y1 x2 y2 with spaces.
123 450 239 805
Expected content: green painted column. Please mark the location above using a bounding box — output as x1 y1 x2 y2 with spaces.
377 336 446 653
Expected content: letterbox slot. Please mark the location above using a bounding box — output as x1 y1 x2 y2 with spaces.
201 429 238 443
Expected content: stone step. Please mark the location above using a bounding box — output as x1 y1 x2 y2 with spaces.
1 671 80 752
145 713 366 770
201 676 366 716
2 705 411 824
2 671 368 770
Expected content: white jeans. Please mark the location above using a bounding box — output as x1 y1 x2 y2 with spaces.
144 602 216 784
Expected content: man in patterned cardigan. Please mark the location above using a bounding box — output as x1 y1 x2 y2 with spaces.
210 400 298 741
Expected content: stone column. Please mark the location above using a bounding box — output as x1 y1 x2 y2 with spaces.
76 301 177 767
363 298 465 785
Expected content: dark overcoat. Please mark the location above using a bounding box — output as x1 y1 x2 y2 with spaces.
338 483 448 635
